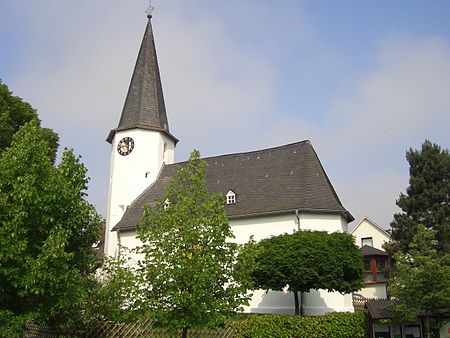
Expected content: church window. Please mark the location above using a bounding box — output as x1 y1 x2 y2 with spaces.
226 190 236 204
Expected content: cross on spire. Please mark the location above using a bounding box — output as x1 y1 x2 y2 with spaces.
145 0 155 18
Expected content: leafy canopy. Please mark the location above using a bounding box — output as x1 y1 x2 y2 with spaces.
0 80 58 155
135 150 254 334
84 251 142 324
0 120 102 334
389 224 450 337
251 230 364 315
387 140 450 255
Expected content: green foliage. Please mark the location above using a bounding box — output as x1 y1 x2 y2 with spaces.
0 81 58 156
251 230 364 315
387 140 450 255
135 150 255 334
84 249 142 325
0 120 102 334
231 311 368 338
389 225 450 337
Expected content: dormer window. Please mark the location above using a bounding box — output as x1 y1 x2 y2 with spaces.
226 190 236 204
163 199 170 210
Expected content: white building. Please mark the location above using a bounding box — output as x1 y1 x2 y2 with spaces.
350 216 391 250
350 217 391 299
105 15 355 316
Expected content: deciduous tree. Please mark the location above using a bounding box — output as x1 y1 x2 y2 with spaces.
0 81 58 155
0 120 102 335
389 224 450 338
251 230 364 316
136 150 254 338
84 251 141 324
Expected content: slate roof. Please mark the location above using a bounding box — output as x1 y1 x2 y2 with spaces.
361 245 389 257
365 300 430 319
106 17 178 144
113 140 354 231
365 300 402 319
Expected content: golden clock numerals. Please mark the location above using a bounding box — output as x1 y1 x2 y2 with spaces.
117 137 134 156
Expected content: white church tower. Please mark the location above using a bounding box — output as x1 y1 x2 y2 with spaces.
105 14 178 257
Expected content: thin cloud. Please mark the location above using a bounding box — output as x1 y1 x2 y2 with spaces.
4 2 449 226
265 35 450 227
7 1 279 216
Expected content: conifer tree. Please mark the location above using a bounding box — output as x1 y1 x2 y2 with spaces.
387 140 450 255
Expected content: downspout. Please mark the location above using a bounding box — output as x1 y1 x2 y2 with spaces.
117 229 122 259
295 209 304 315
295 209 300 231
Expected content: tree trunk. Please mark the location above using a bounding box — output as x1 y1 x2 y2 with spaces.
425 315 430 338
300 291 304 316
294 291 300 316
181 327 188 338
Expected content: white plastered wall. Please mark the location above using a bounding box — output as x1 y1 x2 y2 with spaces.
105 129 174 257
231 212 353 315
358 284 387 299
111 211 353 316
351 218 390 250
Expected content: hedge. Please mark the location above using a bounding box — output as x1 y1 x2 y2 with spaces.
230 311 368 338
21 311 369 337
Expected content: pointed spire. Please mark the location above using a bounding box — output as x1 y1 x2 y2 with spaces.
107 16 178 144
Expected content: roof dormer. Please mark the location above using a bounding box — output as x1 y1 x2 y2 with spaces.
163 198 170 210
226 190 236 204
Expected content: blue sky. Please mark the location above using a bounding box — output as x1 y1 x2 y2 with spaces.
1 0 449 228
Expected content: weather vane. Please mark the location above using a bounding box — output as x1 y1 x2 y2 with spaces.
145 0 155 18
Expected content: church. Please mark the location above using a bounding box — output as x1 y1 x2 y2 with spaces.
104 14 355 316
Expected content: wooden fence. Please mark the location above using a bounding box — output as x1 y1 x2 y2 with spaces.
25 319 235 338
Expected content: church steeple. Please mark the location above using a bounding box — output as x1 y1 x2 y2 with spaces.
105 14 178 257
107 15 177 144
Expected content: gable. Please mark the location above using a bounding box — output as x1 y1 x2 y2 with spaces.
351 217 391 249
113 140 353 231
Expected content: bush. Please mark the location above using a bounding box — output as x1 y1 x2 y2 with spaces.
0 310 30 337
231 311 368 338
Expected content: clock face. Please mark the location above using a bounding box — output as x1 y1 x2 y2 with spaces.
117 137 135 156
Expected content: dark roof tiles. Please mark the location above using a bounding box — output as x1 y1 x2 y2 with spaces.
365 300 428 319
361 245 389 256
113 141 353 231
107 18 177 144
365 300 400 319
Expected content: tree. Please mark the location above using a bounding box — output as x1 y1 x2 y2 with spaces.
386 140 450 255
0 120 102 335
251 230 364 316
0 81 58 155
135 150 254 338
83 251 142 325
389 224 450 338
